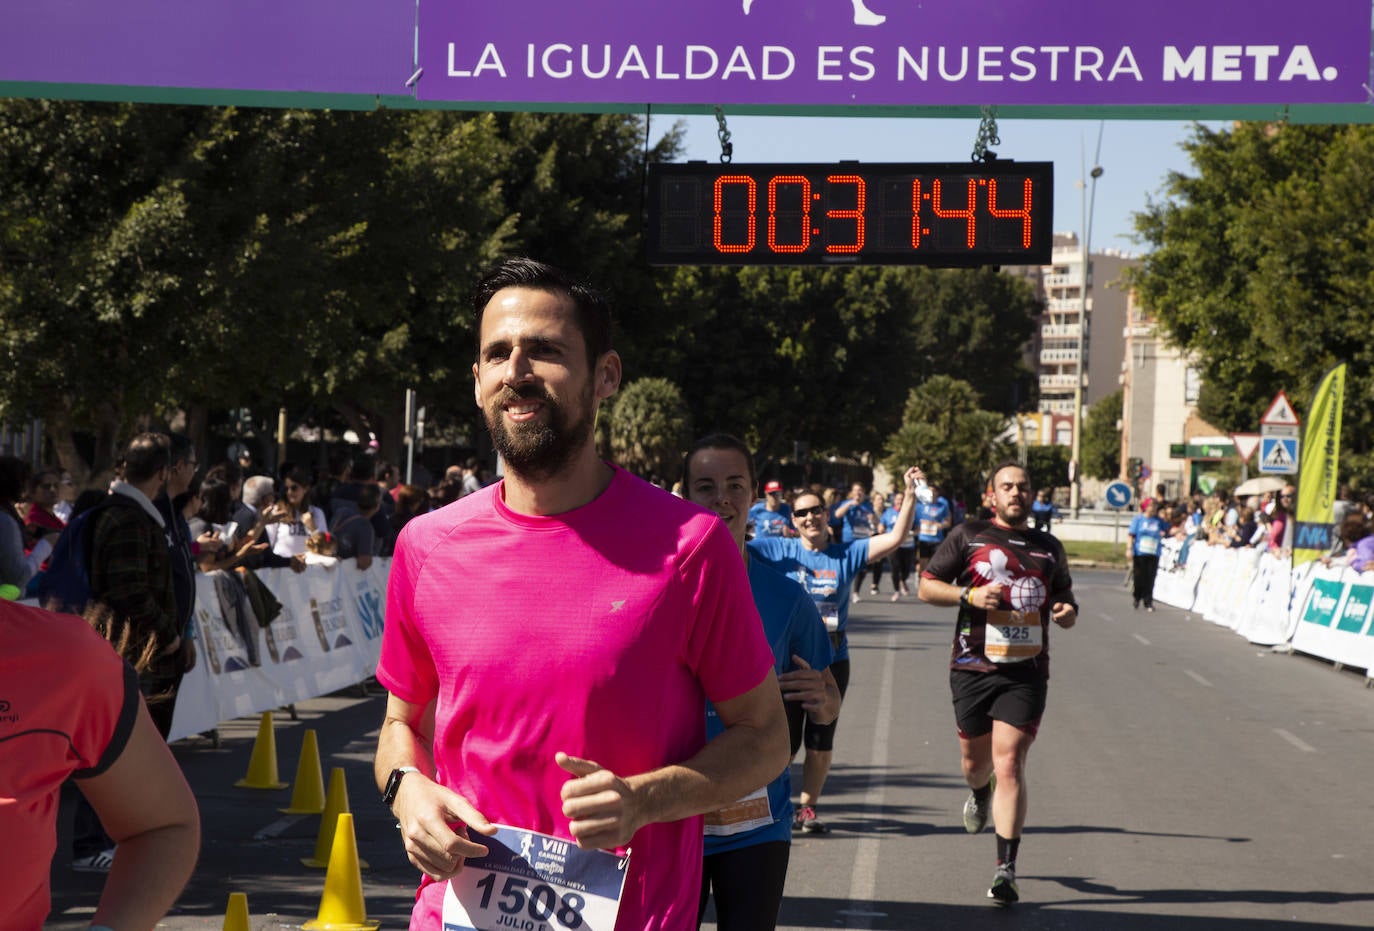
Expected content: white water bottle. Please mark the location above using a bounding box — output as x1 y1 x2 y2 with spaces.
915 479 934 504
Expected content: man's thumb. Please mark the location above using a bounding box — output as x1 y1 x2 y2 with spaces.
555 751 603 777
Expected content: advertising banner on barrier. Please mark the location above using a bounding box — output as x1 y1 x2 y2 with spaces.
169 561 389 743
1291 565 1374 672
2 1 1369 108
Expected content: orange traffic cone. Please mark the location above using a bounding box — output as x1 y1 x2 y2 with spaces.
302 813 379 931
235 712 287 790
281 729 327 814
303 767 368 869
222 892 251 931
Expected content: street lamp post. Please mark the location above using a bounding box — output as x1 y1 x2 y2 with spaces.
1069 127 1104 517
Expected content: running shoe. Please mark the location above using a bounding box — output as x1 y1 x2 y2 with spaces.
795 805 829 834
72 848 115 873
987 863 1018 904
851 592 861 604
962 788 990 834
891 591 901 602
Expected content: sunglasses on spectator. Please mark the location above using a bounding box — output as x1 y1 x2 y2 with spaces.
793 505 827 519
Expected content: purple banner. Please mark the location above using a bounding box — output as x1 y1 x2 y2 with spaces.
418 0 1372 106
0 0 413 95
0 1 1368 107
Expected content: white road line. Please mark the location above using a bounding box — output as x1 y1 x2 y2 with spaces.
1133 633 1151 646
846 633 896 928
253 814 306 840
1274 728 1317 753
1184 670 1213 687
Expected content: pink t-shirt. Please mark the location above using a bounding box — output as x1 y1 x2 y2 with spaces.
1 601 138 929
376 466 773 931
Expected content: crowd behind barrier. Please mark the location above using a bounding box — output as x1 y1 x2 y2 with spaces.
1153 538 1374 680
168 560 390 742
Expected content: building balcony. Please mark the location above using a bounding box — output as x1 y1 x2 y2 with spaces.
1040 323 1082 339
1043 272 1085 289
1039 348 1081 365
1038 399 1079 415
1045 298 1092 314
1039 374 1081 391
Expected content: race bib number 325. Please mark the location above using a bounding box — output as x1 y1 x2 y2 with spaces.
983 609 1044 663
443 825 629 931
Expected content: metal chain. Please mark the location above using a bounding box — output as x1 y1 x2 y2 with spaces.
714 106 733 164
970 105 1001 163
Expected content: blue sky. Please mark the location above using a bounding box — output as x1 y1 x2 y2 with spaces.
672 115 1224 253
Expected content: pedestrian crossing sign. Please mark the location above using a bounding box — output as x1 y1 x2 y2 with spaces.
1259 435 1299 474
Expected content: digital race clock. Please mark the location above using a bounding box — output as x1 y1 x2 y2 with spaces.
646 161 1053 267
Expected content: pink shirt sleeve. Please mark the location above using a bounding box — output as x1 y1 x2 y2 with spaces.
376 521 439 704
680 517 774 705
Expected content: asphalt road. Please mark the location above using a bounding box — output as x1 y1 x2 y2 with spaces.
47 569 1374 929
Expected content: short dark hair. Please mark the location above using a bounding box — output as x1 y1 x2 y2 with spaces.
0 456 30 503
988 460 1030 489
357 483 382 512
123 433 171 485
681 433 757 489
166 432 195 467
207 460 243 488
471 257 613 369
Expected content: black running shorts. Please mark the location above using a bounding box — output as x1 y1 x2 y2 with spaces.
949 666 1048 738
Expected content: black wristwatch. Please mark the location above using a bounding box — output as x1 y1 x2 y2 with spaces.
381 766 419 807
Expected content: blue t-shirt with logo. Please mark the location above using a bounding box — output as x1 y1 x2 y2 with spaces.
704 559 834 855
916 497 952 544
1128 514 1168 557
881 505 916 549
748 535 870 662
748 501 792 538
835 501 875 543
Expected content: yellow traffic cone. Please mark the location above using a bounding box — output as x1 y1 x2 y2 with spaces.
302 813 379 931
304 767 368 869
222 892 251 931
234 711 288 789
281 729 327 814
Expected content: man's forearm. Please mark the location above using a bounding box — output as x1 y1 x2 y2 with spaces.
626 714 788 828
918 576 963 606
375 712 436 791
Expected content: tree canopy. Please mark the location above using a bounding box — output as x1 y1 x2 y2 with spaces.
0 100 1046 484
1131 123 1374 480
880 375 1012 506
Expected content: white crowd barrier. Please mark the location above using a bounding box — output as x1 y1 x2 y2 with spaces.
1152 539 1374 679
168 559 389 742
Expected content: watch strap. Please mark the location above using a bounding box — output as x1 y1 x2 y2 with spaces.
382 765 420 807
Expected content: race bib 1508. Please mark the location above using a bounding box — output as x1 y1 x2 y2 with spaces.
442 825 630 931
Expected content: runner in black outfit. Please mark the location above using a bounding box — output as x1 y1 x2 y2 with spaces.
918 462 1079 905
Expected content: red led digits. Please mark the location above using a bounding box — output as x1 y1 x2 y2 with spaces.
825 174 866 254
767 175 811 254
987 178 1034 249
713 175 757 254
911 179 922 249
931 178 977 249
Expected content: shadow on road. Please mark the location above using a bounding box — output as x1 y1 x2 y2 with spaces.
770 894 1373 930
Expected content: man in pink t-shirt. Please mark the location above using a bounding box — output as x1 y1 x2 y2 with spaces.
374 258 788 931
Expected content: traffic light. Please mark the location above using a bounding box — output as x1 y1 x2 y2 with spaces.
1127 457 1143 481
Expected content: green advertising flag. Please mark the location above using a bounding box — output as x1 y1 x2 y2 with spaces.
1294 363 1346 568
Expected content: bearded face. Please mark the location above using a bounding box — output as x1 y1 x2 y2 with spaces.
484 373 595 482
